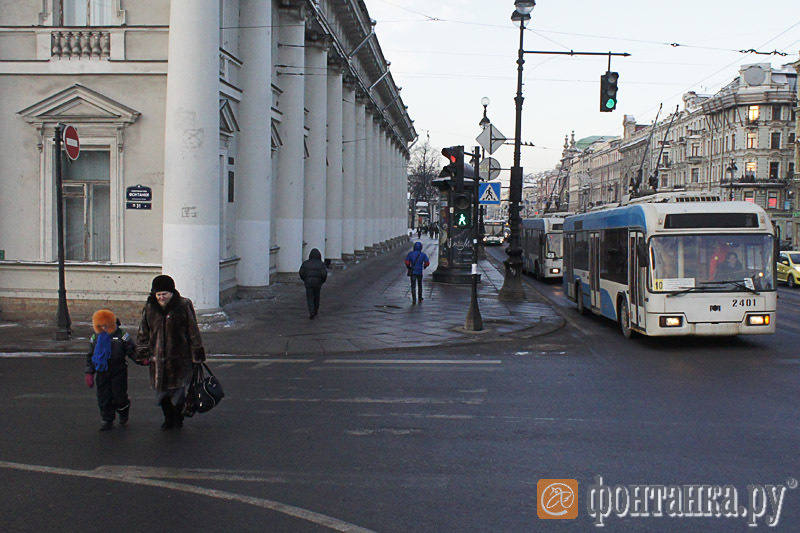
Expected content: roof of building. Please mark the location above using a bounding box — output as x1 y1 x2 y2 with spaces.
575 135 617 151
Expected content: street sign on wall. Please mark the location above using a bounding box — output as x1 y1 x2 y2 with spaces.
63 125 80 160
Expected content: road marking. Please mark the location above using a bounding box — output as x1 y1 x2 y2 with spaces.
324 359 501 365
256 397 484 405
0 461 375 533
206 357 313 363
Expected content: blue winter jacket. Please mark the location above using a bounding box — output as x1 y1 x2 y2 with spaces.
405 242 430 276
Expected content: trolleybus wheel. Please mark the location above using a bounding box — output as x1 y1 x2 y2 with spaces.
619 299 633 338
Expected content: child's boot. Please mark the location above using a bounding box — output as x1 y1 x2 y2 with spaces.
99 420 113 431
118 403 130 426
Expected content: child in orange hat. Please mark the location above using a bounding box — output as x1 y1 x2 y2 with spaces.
85 309 145 430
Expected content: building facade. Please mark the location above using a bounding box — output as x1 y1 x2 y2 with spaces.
0 0 415 321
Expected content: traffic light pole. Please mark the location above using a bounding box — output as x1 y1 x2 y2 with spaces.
465 147 483 331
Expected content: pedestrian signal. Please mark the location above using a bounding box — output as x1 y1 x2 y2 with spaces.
453 193 471 227
600 71 619 112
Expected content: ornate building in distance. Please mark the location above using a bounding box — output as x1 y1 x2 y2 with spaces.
0 1 415 320
551 62 798 248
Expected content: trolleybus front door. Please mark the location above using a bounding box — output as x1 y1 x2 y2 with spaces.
629 231 646 330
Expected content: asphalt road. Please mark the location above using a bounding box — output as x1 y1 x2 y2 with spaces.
2 258 800 532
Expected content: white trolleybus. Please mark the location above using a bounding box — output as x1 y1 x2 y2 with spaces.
482 219 507 246
562 193 776 337
521 216 567 279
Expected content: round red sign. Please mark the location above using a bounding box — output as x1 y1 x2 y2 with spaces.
63 125 80 160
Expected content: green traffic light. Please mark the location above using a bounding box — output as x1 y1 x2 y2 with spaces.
605 98 616 109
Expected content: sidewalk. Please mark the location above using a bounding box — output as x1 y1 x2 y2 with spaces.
0 237 564 356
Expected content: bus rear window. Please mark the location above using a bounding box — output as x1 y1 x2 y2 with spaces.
664 213 758 229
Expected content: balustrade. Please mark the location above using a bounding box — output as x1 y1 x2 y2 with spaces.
51 30 109 59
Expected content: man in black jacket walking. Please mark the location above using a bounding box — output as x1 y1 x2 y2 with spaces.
299 248 328 319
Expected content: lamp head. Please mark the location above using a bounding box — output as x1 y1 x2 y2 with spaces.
481 96 490 107
514 0 536 15
510 10 531 27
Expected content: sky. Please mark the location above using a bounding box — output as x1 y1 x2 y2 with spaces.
363 0 800 184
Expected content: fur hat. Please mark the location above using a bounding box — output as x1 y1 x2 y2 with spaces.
151 274 176 293
92 309 117 333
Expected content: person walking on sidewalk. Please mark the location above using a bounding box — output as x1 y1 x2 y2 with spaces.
299 248 328 319
84 309 145 431
136 275 206 430
405 241 430 304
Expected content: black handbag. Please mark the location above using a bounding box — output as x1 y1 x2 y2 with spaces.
184 362 224 417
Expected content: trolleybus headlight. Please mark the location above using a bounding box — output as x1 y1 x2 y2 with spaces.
747 314 770 326
659 316 682 327
551 268 560 275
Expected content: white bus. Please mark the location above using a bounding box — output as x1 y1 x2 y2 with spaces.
562 193 776 337
483 219 507 246
521 216 566 279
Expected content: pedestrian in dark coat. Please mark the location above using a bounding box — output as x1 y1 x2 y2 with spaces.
85 309 144 431
405 241 430 304
136 274 206 430
299 248 328 319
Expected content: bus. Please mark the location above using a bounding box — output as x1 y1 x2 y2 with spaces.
562 193 776 337
521 216 566 279
483 219 507 245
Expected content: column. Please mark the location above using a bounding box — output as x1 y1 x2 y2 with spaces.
364 111 375 251
341 82 356 261
354 96 367 254
236 0 272 293
162 0 220 311
275 10 305 274
325 62 344 265
302 41 328 259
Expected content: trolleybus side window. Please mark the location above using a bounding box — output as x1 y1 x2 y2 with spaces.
574 231 589 271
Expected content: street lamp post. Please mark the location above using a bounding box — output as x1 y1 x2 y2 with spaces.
499 0 534 301
726 159 738 201
478 97 490 257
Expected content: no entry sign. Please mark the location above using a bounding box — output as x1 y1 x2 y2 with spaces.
63 125 80 160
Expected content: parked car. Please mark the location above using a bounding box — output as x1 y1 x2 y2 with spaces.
777 251 800 287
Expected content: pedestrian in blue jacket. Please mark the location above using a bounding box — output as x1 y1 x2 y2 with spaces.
405 241 430 304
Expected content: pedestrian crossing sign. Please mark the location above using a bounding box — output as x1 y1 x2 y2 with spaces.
478 183 501 205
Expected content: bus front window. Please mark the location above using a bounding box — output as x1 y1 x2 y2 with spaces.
650 234 775 291
547 233 563 258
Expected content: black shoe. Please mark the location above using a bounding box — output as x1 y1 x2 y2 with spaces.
412 299 416 304
160 401 174 430
310 312 316 319
99 420 113 431
173 403 184 429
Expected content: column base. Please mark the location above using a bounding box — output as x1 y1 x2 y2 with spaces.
328 258 347 270
196 308 229 324
236 286 275 300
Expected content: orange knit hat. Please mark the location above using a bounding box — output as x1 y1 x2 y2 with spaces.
92 309 117 333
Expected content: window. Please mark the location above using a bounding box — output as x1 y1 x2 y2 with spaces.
746 132 757 149
769 162 779 181
691 144 700 157
768 191 778 209
744 191 754 203
691 168 699 183
771 132 781 149
772 105 782 121
600 228 628 284
748 105 760 122
574 231 589 271
789 133 796 145
745 161 756 180
61 150 110 261
63 0 111 26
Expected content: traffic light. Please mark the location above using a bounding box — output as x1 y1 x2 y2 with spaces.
600 71 619 112
453 193 471 227
440 146 474 191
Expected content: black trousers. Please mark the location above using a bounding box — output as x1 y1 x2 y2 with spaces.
305 286 321 314
95 365 130 422
410 274 423 300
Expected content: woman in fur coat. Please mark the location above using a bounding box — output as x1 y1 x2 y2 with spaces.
136 275 206 429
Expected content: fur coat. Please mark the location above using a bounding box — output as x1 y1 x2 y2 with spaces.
136 290 206 391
